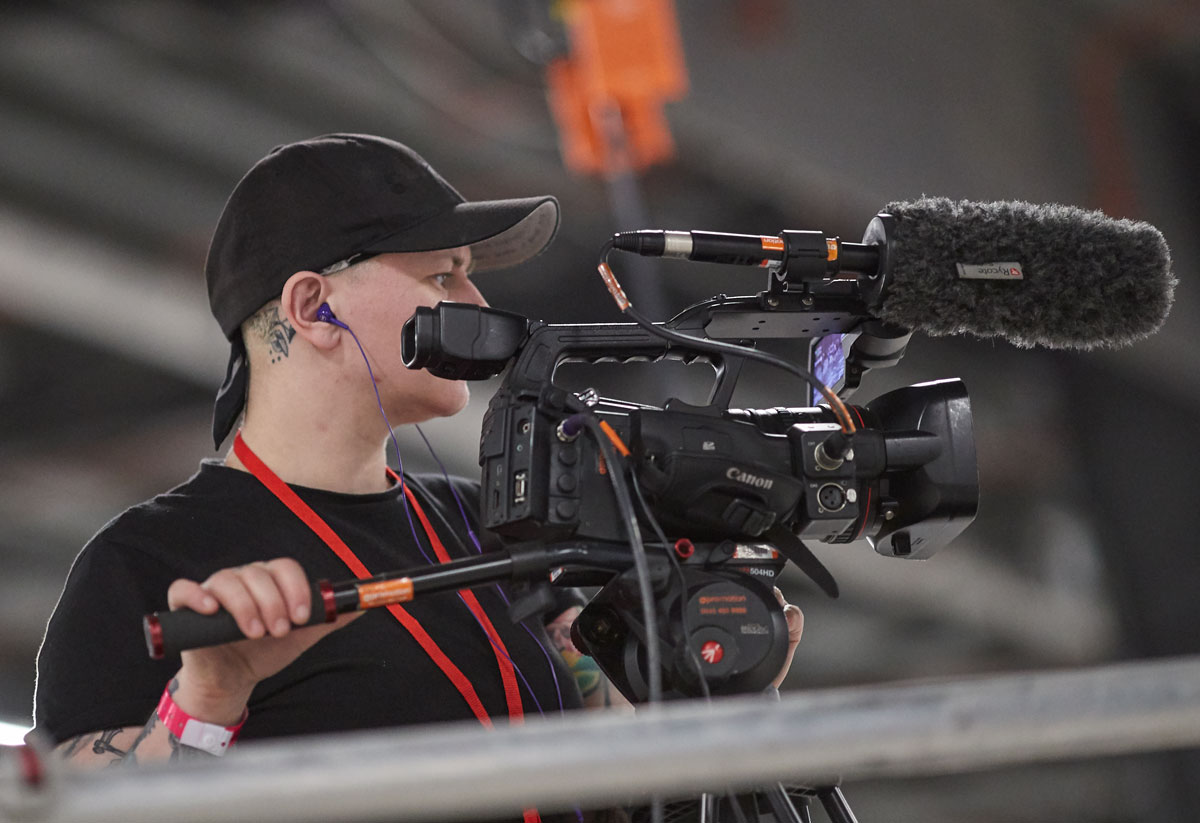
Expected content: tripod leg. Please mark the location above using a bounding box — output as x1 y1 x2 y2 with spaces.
816 786 858 823
725 791 751 823
763 783 807 823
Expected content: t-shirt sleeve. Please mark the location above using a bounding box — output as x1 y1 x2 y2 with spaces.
32 533 182 744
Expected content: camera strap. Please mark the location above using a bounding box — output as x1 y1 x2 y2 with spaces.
231 432 531 738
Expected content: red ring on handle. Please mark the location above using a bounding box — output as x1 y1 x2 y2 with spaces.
318 580 337 623
674 538 695 559
144 614 164 660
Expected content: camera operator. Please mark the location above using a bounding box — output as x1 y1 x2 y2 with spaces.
30 135 803 785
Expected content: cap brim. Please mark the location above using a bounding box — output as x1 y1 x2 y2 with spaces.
362 196 559 272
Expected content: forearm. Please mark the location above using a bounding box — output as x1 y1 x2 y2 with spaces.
55 675 250 768
56 726 140 768
577 665 635 712
50 557 338 769
55 716 209 768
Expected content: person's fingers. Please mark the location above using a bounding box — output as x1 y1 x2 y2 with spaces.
198 567 270 639
770 587 804 689
772 587 805 643
167 578 218 613
258 557 314 626
783 603 804 642
235 563 299 638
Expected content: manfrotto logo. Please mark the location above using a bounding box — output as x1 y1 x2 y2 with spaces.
956 262 1024 280
727 467 774 490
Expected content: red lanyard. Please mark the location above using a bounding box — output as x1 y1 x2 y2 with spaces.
232 432 527 731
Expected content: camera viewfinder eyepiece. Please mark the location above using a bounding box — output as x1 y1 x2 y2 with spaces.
401 302 529 380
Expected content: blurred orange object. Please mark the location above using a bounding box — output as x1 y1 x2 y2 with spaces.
546 0 688 176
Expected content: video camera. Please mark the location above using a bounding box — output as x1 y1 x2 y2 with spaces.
400 238 979 702
146 218 980 710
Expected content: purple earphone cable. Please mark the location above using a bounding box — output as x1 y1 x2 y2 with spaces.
316 304 433 566
320 304 567 719
414 424 569 716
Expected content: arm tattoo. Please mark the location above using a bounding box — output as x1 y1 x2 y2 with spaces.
162 677 214 763
58 728 128 767
546 608 606 700
92 728 127 758
59 733 93 759
124 705 157 767
166 730 211 763
125 678 213 765
247 306 296 364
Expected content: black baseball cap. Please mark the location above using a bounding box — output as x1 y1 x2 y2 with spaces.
206 133 560 447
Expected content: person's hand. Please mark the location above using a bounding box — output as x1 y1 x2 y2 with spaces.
164 558 359 724
770 586 804 689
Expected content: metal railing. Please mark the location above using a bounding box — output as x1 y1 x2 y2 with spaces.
5 654 1200 822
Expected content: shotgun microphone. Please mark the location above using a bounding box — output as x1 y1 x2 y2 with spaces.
612 197 1175 350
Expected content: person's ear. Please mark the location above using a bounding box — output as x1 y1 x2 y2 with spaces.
280 271 340 350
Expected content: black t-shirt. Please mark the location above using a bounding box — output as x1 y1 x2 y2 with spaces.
33 461 583 745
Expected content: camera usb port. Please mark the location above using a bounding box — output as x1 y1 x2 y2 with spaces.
513 470 528 505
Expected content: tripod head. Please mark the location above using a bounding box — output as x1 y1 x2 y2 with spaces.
565 540 790 702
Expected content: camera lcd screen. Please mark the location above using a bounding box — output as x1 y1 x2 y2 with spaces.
810 333 846 406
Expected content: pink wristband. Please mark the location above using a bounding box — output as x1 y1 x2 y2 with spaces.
156 683 248 757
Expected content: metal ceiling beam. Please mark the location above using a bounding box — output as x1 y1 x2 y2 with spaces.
0 206 224 380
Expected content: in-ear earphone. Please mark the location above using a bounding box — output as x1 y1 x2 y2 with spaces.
316 303 349 329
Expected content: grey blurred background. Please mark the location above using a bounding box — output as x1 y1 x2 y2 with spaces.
0 1 1197 821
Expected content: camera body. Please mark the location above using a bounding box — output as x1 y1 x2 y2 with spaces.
403 298 978 699
467 314 976 561
481 399 862 546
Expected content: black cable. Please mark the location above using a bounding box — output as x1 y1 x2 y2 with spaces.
578 414 665 823
597 240 856 434
577 416 663 706
626 302 854 432
628 472 712 701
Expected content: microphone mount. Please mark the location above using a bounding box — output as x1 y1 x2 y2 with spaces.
765 214 894 300
608 212 897 309
602 213 912 404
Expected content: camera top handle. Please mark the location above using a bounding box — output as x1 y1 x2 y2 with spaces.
402 285 884 415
